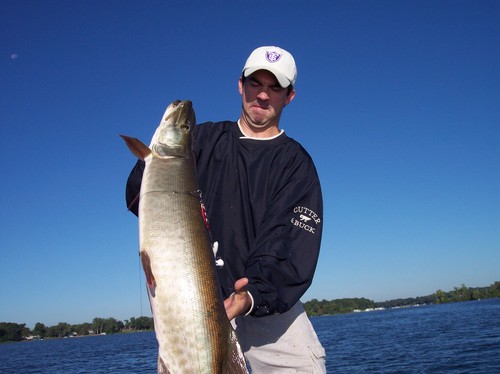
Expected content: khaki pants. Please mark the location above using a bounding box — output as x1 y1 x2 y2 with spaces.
233 302 326 373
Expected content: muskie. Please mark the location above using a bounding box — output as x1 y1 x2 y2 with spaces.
121 100 248 374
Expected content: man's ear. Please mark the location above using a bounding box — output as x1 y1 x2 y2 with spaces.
285 89 296 105
238 77 244 95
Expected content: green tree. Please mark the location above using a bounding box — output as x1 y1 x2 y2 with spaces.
102 317 124 334
32 322 47 338
92 317 105 335
48 322 71 338
73 322 92 336
491 281 500 297
471 289 481 300
129 316 154 330
0 322 29 342
451 284 469 301
434 289 447 303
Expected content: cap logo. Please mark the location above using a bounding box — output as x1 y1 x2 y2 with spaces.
265 50 282 63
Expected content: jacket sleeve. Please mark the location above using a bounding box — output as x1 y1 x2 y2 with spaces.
125 160 145 217
245 160 323 317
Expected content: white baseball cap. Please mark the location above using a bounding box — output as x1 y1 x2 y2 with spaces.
242 46 297 88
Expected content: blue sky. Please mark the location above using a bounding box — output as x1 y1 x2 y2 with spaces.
1 0 498 328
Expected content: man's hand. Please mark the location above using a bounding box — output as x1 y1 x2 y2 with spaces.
224 278 252 320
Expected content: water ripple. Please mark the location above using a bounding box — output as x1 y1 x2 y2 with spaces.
1 299 499 373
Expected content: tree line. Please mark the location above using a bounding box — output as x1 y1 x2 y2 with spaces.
0 316 153 343
303 281 500 317
2 282 498 342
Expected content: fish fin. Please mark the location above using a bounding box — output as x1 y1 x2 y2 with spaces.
158 356 170 373
223 329 249 373
127 193 140 212
140 251 156 291
120 135 151 160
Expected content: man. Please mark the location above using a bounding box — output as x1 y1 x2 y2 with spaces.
126 46 326 373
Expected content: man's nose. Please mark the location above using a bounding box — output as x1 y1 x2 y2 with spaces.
256 88 270 100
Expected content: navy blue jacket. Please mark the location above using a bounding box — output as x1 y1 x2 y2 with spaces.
126 121 323 317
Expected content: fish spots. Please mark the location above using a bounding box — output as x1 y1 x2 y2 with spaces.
140 251 156 296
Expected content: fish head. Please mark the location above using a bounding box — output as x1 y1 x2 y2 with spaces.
151 100 196 158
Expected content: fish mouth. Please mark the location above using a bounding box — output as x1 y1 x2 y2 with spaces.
151 100 196 158
165 100 196 128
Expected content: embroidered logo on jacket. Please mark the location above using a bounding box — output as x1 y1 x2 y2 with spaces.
291 206 321 234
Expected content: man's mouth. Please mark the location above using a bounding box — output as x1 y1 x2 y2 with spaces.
252 103 269 110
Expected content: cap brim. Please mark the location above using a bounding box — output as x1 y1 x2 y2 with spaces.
243 67 291 88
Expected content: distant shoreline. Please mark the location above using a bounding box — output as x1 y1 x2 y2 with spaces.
303 282 499 317
2 282 498 343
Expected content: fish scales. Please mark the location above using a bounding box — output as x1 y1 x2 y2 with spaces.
121 100 248 374
142 158 220 370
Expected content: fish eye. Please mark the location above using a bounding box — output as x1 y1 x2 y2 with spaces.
179 124 191 131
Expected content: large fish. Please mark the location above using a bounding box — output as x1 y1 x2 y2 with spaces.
121 100 248 374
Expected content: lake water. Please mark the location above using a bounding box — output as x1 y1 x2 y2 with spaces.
315 298 500 373
1 299 499 373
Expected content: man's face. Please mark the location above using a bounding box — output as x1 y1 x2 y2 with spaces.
238 70 295 134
